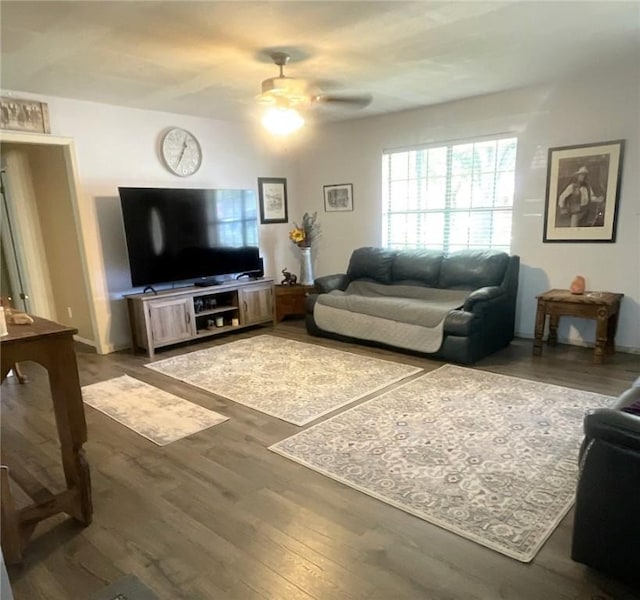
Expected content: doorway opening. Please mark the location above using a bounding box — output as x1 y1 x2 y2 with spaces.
0 136 98 348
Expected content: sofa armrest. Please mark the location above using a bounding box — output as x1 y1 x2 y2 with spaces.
315 273 348 294
583 408 640 452
305 293 319 314
463 286 505 312
443 310 481 336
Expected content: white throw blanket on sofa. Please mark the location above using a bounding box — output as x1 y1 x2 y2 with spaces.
314 281 469 353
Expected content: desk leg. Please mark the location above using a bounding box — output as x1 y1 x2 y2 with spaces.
47 339 93 525
605 311 620 355
594 307 609 364
0 466 22 564
548 314 559 346
533 300 546 356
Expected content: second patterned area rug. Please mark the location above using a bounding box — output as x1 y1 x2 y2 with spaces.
146 335 422 425
270 364 613 562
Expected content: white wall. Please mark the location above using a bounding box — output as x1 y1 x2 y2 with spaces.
297 66 640 351
9 62 639 353
3 91 303 352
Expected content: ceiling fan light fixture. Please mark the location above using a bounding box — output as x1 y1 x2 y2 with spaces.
261 106 304 136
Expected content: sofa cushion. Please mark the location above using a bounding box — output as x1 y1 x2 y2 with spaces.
347 247 395 284
391 249 443 286
439 250 510 290
318 281 469 327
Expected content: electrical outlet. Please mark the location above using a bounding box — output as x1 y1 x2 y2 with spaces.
67 306 73 318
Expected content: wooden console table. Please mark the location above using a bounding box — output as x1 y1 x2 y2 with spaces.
274 284 315 321
533 289 624 363
0 317 92 564
125 278 275 358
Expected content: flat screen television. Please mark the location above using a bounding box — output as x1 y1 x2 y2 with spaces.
119 187 261 287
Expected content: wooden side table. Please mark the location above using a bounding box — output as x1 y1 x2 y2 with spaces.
533 289 624 363
0 317 93 564
274 285 315 322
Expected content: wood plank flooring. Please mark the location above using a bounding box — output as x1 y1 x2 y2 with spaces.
3 322 639 600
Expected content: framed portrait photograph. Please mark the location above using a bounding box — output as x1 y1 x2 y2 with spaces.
0 97 51 134
324 183 354 212
543 140 625 243
258 177 288 224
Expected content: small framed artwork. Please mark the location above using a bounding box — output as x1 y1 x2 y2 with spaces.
543 139 625 243
258 177 288 224
0 97 51 134
324 183 354 212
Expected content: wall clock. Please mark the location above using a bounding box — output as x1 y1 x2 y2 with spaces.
161 127 202 176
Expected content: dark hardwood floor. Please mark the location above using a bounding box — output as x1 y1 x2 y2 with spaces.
3 321 639 600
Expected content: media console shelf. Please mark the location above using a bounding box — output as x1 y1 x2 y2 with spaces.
125 278 275 358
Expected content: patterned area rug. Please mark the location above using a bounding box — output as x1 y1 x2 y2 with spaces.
270 364 614 561
146 335 421 425
82 375 228 445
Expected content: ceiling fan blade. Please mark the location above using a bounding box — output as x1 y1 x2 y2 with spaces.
313 94 372 109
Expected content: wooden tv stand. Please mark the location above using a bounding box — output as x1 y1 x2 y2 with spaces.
125 278 275 358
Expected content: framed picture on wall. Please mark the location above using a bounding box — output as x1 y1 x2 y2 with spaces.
323 183 354 212
543 139 625 242
258 177 288 223
0 97 51 134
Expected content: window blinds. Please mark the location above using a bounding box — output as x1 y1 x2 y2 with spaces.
382 136 517 252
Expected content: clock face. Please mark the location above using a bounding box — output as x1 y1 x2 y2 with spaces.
161 128 202 176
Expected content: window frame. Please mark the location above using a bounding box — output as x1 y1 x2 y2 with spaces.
382 134 517 253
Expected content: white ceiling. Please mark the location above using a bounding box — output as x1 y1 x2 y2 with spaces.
2 1 639 124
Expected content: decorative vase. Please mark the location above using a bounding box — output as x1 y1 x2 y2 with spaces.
299 246 314 286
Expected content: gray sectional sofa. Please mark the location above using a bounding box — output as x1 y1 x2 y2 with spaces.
305 247 520 364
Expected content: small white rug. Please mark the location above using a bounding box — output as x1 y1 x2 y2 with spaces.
82 375 228 446
145 335 422 425
270 364 614 562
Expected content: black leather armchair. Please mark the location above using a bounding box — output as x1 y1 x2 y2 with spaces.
572 380 640 587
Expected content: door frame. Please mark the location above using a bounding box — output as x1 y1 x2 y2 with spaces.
0 130 103 351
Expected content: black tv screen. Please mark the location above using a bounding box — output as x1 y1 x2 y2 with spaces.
119 187 260 287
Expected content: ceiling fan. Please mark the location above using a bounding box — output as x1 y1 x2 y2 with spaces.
257 51 372 116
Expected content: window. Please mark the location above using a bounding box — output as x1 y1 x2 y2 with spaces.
382 136 517 252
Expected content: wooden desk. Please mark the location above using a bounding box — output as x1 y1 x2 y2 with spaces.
0 317 92 564
533 289 624 364
274 285 315 321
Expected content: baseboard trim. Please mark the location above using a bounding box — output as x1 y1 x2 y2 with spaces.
515 332 640 355
103 342 132 354
73 335 96 348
